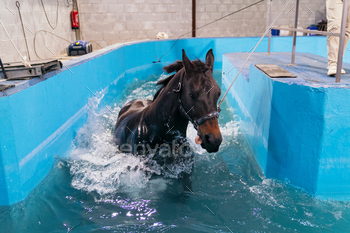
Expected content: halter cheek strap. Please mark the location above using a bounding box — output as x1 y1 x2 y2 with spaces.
196 111 220 125
174 71 219 131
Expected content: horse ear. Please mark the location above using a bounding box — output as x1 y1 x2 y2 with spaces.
205 49 214 70
182 49 193 74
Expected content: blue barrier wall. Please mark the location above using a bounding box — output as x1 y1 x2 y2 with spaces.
0 36 334 205
222 51 350 200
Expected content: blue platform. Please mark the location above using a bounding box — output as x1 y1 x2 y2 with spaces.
222 52 350 200
0 36 349 205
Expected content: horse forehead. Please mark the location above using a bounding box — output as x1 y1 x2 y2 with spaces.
190 74 215 91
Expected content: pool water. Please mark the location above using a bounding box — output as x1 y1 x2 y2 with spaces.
1 72 350 233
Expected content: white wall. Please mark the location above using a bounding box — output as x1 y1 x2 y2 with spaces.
0 0 76 63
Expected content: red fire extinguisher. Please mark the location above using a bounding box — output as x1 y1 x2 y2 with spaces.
71 7 79 29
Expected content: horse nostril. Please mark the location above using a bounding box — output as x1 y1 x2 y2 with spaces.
204 133 222 153
205 134 211 145
204 133 222 146
205 134 217 145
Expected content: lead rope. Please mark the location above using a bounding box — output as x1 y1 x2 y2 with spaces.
217 0 291 111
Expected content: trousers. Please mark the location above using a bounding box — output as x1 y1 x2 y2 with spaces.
327 0 350 68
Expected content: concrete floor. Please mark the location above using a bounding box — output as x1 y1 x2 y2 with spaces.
224 52 350 88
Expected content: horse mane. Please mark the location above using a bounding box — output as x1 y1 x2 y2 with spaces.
153 59 208 101
163 60 184 74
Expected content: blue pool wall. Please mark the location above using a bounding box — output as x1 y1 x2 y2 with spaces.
0 36 341 205
222 53 350 201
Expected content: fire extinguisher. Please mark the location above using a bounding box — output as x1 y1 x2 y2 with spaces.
71 7 79 29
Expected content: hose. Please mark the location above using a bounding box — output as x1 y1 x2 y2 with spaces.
34 30 71 59
41 0 59 30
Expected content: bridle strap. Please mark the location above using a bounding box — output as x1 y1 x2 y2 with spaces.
174 71 219 131
196 111 220 125
177 97 199 129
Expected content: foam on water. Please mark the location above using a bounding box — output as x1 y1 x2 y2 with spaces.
66 74 208 197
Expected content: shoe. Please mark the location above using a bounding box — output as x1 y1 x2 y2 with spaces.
328 66 346 76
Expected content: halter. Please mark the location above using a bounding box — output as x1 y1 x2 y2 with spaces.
173 71 220 131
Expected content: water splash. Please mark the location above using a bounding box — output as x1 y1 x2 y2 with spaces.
66 76 201 197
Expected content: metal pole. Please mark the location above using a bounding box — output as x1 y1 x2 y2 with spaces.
291 0 300 65
75 0 81 40
16 1 31 61
268 0 272 54
192 0 196 37
335 0 349 83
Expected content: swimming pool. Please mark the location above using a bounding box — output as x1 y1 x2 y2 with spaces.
1 71 350 233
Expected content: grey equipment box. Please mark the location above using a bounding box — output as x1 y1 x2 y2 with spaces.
0 59 63 80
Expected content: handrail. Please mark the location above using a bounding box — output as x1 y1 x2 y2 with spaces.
267 0 349 83
272 27 341 37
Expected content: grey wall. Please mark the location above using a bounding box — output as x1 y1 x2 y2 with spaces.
0 0 326 63
78 0 192 48
272 0 326 31
0 0 76 63
196 0 268 37
79 0 326 46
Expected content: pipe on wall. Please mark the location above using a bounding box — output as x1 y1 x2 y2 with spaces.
192 0 196 37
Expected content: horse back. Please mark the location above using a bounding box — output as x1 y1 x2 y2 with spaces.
114 99 152 146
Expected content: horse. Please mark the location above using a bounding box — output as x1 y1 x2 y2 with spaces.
113 49 222 161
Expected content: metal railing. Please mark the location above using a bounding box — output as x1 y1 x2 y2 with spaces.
267 0 349 83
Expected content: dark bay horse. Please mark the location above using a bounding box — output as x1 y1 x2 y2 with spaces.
113 49 222 160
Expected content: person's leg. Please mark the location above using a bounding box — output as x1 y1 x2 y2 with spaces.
327 0 343 72
344 2 350 59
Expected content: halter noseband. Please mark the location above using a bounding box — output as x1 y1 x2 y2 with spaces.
173 71 220 131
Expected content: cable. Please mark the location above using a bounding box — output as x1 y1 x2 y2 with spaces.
154 0 265 63
16 1 31 61
41 0 59 30
89 41 103 49
34 30 71 59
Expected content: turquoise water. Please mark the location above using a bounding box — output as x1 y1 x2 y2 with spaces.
1 72 350 233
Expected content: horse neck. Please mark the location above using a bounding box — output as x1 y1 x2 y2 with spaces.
147 70 189 135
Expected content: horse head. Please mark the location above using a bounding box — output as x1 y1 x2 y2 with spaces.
180 49 222 153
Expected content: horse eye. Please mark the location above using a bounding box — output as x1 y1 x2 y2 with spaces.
189 94 195 99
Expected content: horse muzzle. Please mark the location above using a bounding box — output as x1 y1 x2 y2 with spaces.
197 118 222 153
